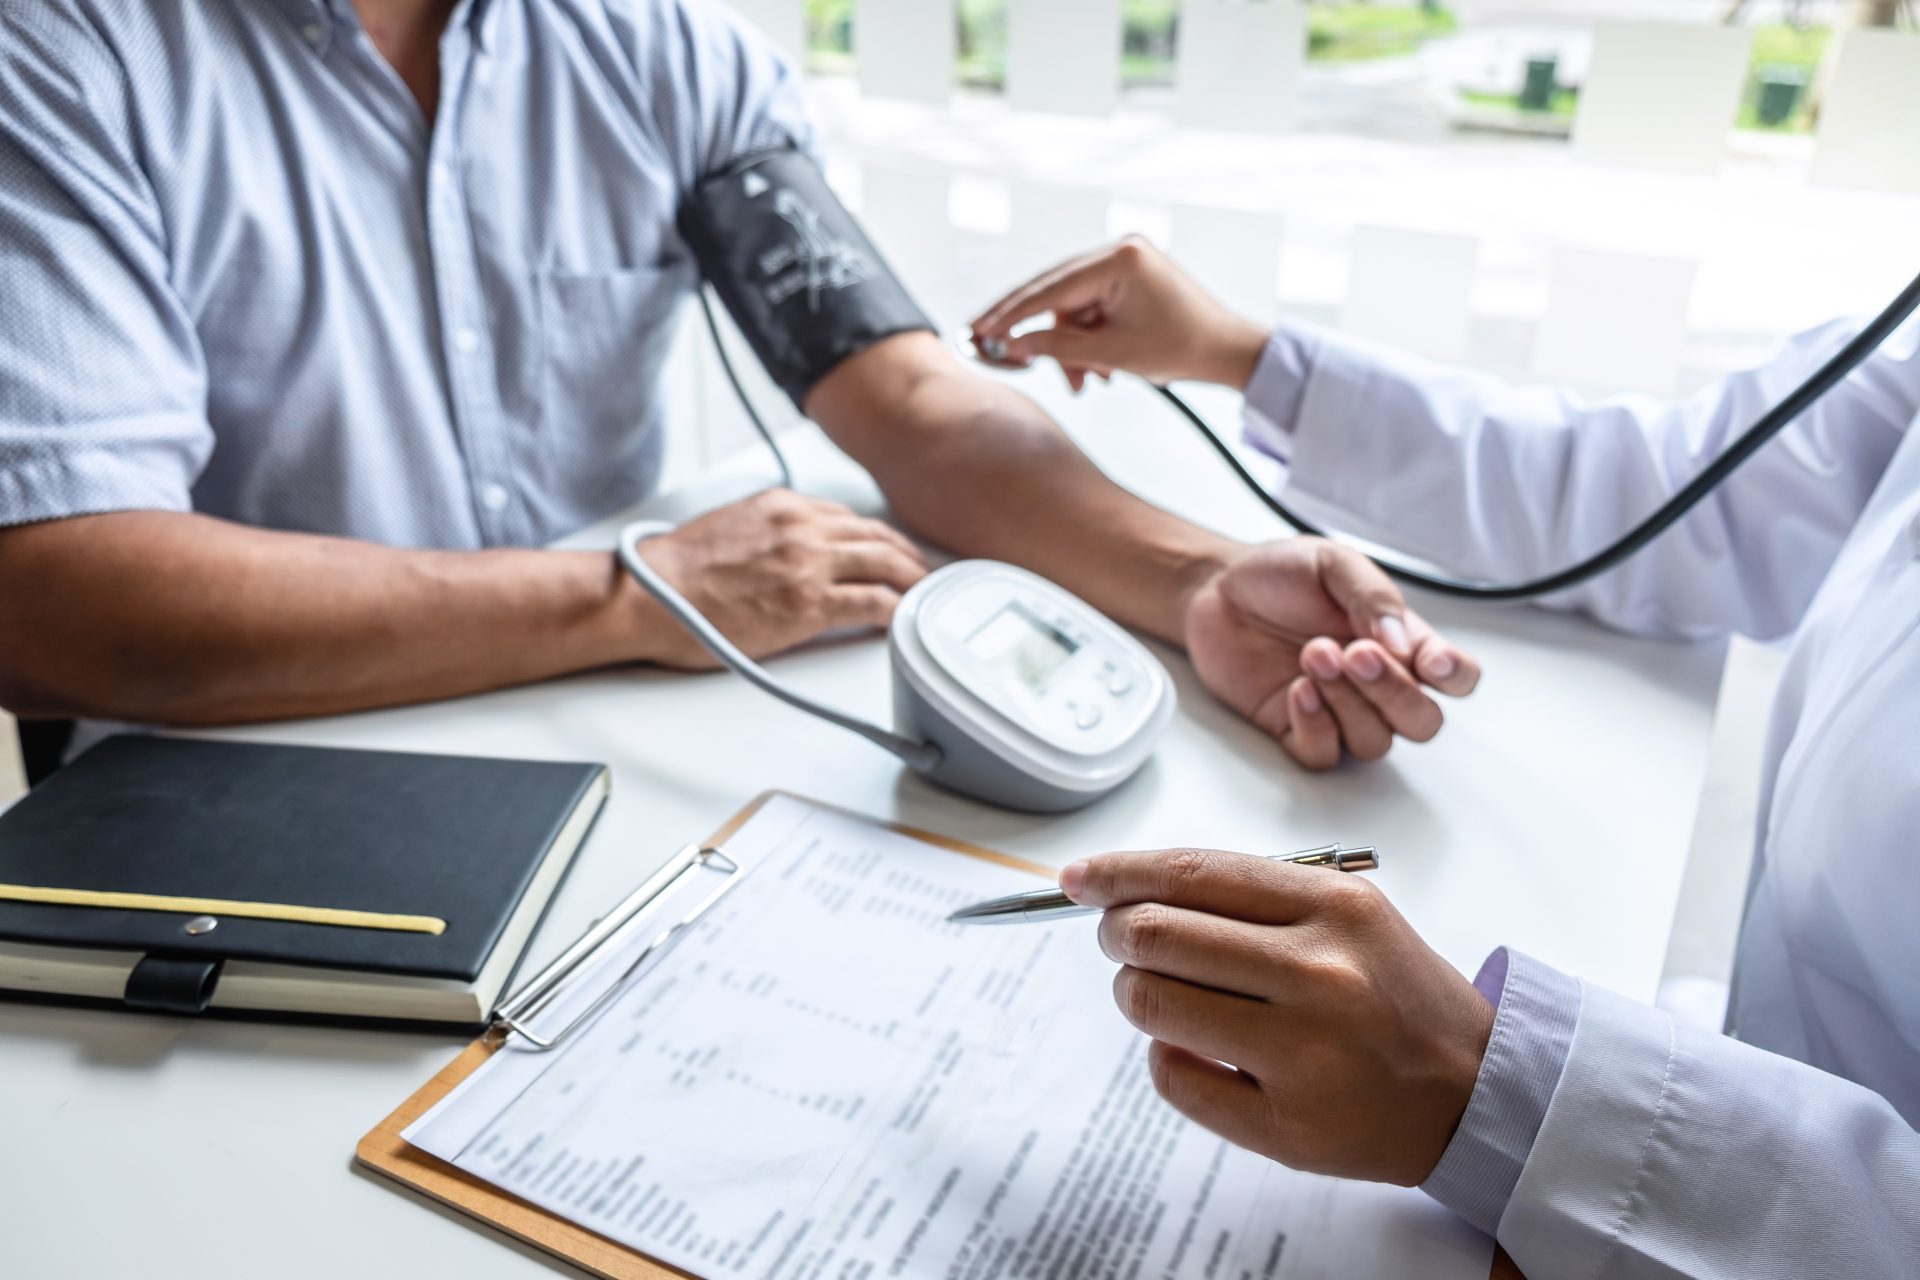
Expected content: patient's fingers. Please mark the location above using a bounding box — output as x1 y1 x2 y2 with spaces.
829 542 928 593
820 515 924 567
1414 632 1480 697
1339 640 1443 743
1301 638 1393 763
823 584 903 631
1280 677 1340 772
1401 610 1481 697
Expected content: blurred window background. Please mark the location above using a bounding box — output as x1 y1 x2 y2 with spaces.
666 1 1919 492
794 1 1906 131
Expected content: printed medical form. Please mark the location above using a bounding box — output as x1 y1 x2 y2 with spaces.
406 796 1490 1279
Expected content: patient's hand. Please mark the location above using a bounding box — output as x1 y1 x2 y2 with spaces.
1183 539 1480 769
628 490 928 669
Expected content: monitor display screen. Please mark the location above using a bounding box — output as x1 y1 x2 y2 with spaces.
965 602 1080 693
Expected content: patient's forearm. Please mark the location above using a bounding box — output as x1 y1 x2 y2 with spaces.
887 383 1230 644
0 511 641 725
809 337 1237 645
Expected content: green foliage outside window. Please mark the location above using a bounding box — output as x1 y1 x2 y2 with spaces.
802 1 1459 90
801 1 1846 136
1736 22 1828 132
1463 23 1835 136
1307 3 1456 62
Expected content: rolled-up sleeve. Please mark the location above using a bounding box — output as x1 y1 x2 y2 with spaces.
0 7 210 529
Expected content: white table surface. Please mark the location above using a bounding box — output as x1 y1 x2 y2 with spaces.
0 373 1725 1278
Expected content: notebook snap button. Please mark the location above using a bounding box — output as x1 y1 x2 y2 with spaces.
184 915 218 936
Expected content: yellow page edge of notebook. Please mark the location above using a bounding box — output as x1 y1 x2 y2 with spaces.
353 790 1053 1280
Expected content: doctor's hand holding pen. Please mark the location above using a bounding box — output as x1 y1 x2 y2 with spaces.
1056 846 1496 1187
971 238 1481 771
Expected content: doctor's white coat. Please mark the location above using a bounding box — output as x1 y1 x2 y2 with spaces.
1247 313 1920 1277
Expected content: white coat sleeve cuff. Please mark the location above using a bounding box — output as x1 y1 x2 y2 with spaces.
1496 979 1688 1275
1420 948 1581 1238
1239 324 1324 468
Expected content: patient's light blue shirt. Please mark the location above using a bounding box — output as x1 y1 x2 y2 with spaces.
0 0 808 547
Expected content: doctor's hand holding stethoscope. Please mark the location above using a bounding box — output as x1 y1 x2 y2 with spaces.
971 235 1273 395
972 237 1920 1279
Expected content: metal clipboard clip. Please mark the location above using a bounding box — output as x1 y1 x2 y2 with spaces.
489 842 742 1052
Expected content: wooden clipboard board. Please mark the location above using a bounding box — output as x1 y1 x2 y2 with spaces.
354 791 1051 1280
356 790 1520 1280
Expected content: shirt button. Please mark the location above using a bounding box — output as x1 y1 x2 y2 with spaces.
301 23 324 46
479 483 511 513
453 326 481 355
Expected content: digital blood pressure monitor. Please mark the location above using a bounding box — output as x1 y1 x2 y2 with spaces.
889 562 1174 811
618 527 1175 812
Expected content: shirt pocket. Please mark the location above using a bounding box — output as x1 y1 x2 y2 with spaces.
533 257 696 516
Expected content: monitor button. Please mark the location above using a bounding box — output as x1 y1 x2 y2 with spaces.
1074 705 1104 731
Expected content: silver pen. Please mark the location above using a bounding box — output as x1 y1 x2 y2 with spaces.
947 843 1381 925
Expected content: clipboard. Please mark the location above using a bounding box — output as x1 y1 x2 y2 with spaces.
354 791 1051 1280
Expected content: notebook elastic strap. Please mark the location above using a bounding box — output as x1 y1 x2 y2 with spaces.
124 954 224 1015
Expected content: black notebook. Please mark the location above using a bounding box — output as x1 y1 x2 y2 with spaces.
0 735 609 1029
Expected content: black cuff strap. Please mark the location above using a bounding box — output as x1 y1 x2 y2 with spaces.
678 148 935 409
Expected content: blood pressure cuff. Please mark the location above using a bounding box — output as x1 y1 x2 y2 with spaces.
678 148 935 408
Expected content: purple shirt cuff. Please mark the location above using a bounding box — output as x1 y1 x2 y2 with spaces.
1420 948 1581 1238
1240 325 1322 467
